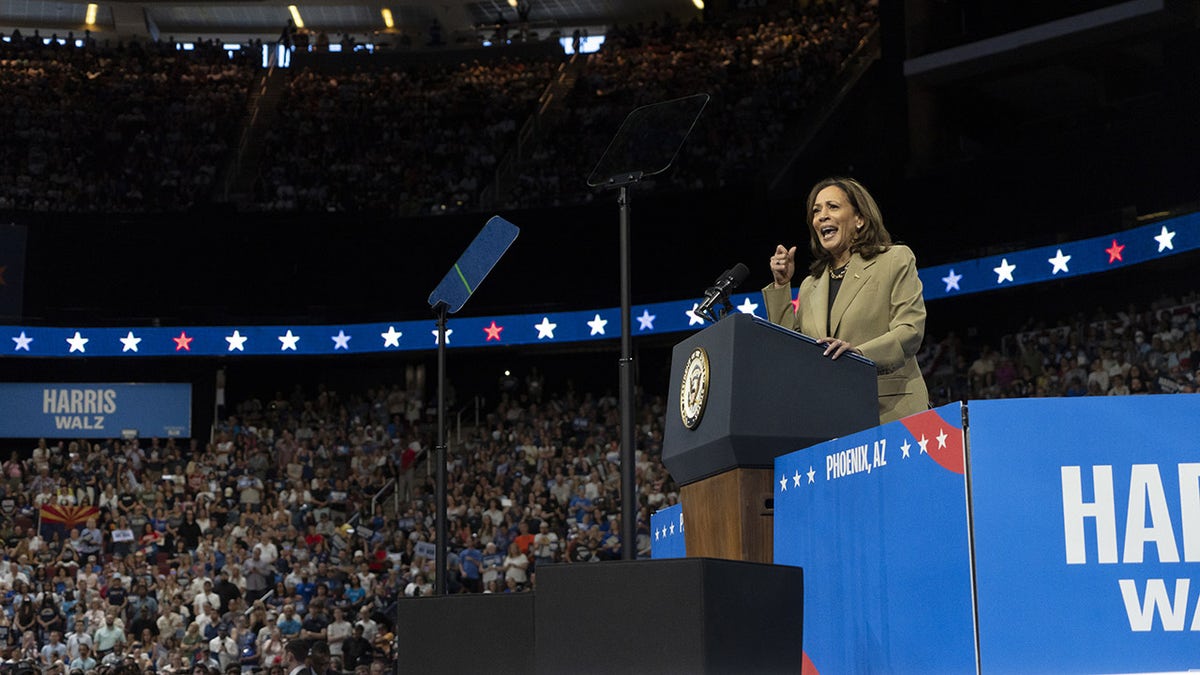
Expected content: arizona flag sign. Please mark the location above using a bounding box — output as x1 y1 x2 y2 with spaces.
38 503 99 541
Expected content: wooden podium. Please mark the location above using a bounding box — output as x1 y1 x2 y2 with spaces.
663 314 878 563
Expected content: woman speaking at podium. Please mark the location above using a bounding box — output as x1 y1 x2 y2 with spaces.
762 177 929 424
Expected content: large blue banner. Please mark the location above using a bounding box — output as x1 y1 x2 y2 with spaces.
0 383 192 438
969 395 1200 674
774 403 976 674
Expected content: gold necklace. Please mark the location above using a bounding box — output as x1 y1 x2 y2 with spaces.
829 263 849 280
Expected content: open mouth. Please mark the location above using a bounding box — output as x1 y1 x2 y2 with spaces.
820 226 837 239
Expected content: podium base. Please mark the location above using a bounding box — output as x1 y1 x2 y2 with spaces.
681 467 773 563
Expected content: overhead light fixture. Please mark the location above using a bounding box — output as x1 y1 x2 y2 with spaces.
85 3 98 25
381 8 394 28
507 0 517 7
287 5 304 29
692 0 704 9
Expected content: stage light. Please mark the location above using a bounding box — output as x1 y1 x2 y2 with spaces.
381 8 394 28
287 5 305 29
692 0 704 9
85 3 98 25
507 0 517 7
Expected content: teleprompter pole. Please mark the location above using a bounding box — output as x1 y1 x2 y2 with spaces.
619 185 636 560
434 302 448 594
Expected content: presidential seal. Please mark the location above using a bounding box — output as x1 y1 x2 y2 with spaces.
680 347 710 430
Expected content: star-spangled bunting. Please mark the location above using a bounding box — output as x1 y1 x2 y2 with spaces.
636 310 655 331
1106 239 1125 263
1048 249 1071 275
587 314 608 336
993 258 1016 283
737 297 759 315
1154 226 1175 252
66 332 88 353
119 331 141 353
432 328 452 345
4 210 1197 359
172 332 192 352
942 269 962 292
381 326 402 347
534 317 556 339
226 331 248 352
278 330 300 351
483 321 503 342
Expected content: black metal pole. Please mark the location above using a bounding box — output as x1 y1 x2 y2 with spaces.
434 303 448 594
618 185 637 560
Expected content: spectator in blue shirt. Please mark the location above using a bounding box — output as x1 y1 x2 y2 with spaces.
460 538 483 593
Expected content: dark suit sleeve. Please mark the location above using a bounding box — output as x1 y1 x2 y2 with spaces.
856 246 926 372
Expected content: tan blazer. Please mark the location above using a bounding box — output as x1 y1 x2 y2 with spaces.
762 245 930 424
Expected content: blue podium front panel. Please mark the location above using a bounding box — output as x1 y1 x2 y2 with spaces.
970 395 1200 674
774 403 976 674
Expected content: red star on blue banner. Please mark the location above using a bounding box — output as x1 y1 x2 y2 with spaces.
483 321 504 342
1105 239 1125 263
173 331 194 351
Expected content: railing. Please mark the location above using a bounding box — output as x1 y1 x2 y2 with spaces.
246 589 271 615
221 44 282 200
369 478 396 521
481 54 581 208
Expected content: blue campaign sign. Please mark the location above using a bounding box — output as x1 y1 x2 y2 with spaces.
774 403 975 674
969 395 1200 674
650 504 685 559
0 383 191 438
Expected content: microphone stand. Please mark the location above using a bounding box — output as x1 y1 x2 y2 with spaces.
696 288 735 323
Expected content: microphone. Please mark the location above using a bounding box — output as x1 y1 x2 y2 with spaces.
696 262 749 321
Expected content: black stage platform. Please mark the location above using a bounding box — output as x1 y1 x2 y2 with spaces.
396 558 803 675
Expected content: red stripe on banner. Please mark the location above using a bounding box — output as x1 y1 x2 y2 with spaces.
802 651 819 675
899 409 965 474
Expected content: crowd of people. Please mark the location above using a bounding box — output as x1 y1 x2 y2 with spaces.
253 57 557 215
504 1 878 208
922 290 1200 404
0 34 256 213
257 3 880 214
0 373 676 674
0 269 1195 675
0 3 879 217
